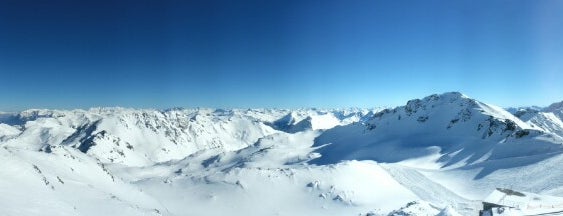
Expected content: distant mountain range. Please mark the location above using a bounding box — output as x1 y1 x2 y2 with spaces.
1 92 563 216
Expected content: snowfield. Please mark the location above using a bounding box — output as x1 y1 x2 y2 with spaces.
1 92 563 215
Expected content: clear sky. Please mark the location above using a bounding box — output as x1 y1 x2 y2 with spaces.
1 0 562 111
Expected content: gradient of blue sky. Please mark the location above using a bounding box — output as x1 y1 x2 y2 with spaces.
1 0 562 111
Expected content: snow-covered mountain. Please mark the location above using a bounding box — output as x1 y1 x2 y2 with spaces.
311 93 563 213
510 101 563 138
313 92 561 166
2 93 563 216
0 108 373 166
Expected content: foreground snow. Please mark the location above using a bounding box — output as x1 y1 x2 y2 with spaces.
1 93 563 215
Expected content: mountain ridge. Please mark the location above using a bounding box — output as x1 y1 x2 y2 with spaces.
312 92 563 166
2 92 563 216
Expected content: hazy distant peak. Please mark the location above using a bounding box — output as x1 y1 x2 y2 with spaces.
544 100 563 112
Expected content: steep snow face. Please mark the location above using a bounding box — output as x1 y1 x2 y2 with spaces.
512 102 563 138
524 112 563 137
542 101 563 133
544 101 563 116
312 92 562 168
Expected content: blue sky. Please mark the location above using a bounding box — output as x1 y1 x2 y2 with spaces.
1 0 562 111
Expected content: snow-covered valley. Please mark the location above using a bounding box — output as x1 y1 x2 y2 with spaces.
2 92 563 216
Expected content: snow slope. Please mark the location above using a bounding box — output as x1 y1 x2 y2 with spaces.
2 93 563 216
0 145 165 216
3 108 411 216
311 92 563 213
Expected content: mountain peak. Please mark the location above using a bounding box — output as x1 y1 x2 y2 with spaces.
404 92 472 109
312 92 549 166
545 101 563 112
422 92 471 103
437 91 467 99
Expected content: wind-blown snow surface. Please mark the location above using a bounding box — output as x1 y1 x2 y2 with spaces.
2 93 563 216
